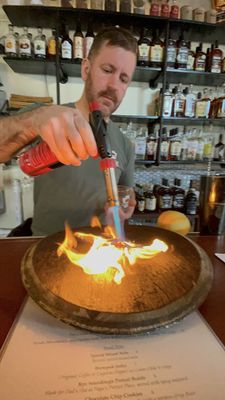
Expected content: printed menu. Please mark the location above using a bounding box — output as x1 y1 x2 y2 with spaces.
0 298 224 400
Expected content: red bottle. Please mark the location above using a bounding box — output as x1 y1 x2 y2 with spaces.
170 0 179 19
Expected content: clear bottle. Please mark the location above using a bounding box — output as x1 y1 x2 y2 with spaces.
184 84 196 118
180 128 188 161
135 128 147 160
195 90 210 119
196 129 204 161
73 22 84 62
34 27 46 59
133 0 145 14
83 24 94 59
186 128 198 161
186 41 195 71
5 24 17 58
137 28 150 67
203 127 213 161
19 27 32 59
173 83 185 117
162 83 173 117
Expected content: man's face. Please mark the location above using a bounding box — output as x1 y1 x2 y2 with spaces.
83 44 137 118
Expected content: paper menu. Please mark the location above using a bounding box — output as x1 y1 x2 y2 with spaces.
0 299 224 400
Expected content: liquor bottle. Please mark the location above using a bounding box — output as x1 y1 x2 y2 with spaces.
137 186 145 213
105 0 117 11
180 128 188 161
185 180 197 216
166 36 176 69
4 24 17 58
83 24 94 59
133 0 145 14
160 127 169 160
210 40 223 73
149 29 164 68
19 27 32 59
150 0 160 16
146 128 157 161
61 24 72 60
186 41 195 71
135 130 147 160
47 29 56 60
186 128 198 161
170 0 179 19
195 90 210 119
173 83 185 117
184 85 196 118
168 128 182 161
194 43 206 72
176 34 188 70
158 178 173 211
195 129 204 161
205 47 211 72
213 134 224 161
203 127 213 161
161 0 170 17
144 184 157 212
137 28 150 67
33 27 46 59
76 0 88 7
90 0 104 10
73 22 84 62
172 178 185 211
162 83 173 117
120 0 132 13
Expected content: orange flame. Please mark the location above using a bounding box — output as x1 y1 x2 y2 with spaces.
57 221 168 284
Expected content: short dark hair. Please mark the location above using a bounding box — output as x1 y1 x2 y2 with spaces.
88 26 138 61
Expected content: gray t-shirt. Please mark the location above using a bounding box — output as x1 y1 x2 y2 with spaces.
31 115 135 236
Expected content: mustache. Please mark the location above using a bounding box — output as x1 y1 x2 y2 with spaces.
99 90 118 104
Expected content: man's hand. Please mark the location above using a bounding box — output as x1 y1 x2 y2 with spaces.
33 106 98 166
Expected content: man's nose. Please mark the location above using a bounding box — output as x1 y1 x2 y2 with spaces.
107 73 120 90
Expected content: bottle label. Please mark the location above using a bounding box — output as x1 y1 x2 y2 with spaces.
150 45 163 62
5 37 16 54
174 99 185 115
73 36 83 59
177 48 188 67
161 4 170 17
195 55 206 71
170 141 181 157
159 194 172 209
83 36 94 58
146 141 157 156
138 199 145 212
135 137 146 159
211 55 222 73
19 38 31 55
150 4 160 16
161 141 169 157
138 43 150 62
34 39 46 56
187 54 195 70
170 5 179 18
62 41 72 59
163 96 173 117
173 194 185 208
167 47 176 64
145 196 156 211
186 197 197 215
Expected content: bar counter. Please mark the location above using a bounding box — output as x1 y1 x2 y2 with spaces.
0 234 225 349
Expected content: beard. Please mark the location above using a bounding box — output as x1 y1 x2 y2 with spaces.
85 72 121 118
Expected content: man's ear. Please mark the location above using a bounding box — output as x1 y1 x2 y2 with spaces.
81 58 90 81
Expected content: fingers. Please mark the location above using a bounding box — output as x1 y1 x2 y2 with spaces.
37 106 98 166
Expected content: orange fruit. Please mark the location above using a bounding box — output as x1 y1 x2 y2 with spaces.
157 210 191 236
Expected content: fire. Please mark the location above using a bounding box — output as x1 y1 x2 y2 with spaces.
57 220 168 285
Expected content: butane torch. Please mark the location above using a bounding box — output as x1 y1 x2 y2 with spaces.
89 102 124 240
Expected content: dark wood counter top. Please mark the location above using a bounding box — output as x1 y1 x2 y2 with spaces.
0 235 224 348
